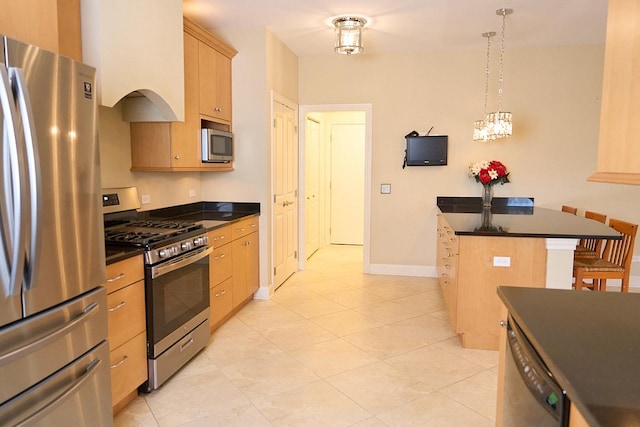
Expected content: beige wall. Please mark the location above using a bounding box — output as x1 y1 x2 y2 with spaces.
299 45 640 274
98 104 201 210
199 27 299 296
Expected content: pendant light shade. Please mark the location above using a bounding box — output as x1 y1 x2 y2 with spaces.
333 16 366 55
473 31 496 142
486 8 513 139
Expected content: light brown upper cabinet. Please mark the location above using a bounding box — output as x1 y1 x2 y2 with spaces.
0 0 82 61
199 42 232 124
589 0 640 185
130 18 237 172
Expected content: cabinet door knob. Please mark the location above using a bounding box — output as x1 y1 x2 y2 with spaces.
107 301 126 312
106 273 125 283
110 355 128 369
499 319 507 327
174 155 180 160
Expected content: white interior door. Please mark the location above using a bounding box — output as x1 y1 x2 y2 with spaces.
330 123 365 245
305 117 321 258
273 99 298 288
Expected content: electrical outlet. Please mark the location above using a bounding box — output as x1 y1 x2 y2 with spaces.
493 256 511 267
381 184 391 194
633 256 640 263
189 189 196 198
141 195 151 205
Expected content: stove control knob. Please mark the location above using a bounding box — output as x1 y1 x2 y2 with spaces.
159 249 169 258
193 237 205 247
181 241 193 251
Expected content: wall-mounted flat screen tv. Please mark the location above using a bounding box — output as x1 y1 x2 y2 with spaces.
405 135 448 166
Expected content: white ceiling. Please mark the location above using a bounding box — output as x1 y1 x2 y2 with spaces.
182 0 609 57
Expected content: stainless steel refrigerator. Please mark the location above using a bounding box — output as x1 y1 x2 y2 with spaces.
0 37 112 425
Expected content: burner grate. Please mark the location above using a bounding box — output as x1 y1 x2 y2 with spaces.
104 218 205 247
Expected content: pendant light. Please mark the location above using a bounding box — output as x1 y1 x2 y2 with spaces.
333 16 367 55
486 8 513 139
473 31 496 142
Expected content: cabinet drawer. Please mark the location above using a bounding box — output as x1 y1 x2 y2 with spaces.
105 255 144 293
107 280 146 350
208 225 232 248
231 216 259 240
110 332 147 408
210 244 232 286
210 277 233 327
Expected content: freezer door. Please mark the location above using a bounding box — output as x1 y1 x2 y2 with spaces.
0 340 113 426
4 38 105 317
0 286 108 405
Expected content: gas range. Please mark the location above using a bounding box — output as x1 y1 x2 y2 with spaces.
102 188 208 265
102 187 213 391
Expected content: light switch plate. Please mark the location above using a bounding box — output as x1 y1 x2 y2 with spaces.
381 184 391 194
141 195 151 204
493 256 511 267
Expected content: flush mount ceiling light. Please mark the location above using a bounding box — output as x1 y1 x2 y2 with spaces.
485 8 514 139
333 16 367 55
473 31 496 142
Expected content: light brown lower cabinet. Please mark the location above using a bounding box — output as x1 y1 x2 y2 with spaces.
436 213 546 350
105 255 147 414
109 332 147 412
210 277 233 327
208 216 259 332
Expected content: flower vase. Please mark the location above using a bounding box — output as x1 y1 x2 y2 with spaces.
482 184 493 208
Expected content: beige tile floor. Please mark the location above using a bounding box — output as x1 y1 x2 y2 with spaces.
114 245 498 427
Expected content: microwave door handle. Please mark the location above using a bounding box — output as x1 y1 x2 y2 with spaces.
0 66 26 297
11 68 40 290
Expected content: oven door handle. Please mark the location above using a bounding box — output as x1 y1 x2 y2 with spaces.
152 246 213 279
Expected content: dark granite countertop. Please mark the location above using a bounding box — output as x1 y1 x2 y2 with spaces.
105 201 260 265
498 286 640 427
437 197 619 239
105 246 144 265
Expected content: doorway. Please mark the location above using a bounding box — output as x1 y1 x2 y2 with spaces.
329 122 365 245
298 104 372 273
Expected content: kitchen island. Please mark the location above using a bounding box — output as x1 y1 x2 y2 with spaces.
497 286 640 427
436 197 619 350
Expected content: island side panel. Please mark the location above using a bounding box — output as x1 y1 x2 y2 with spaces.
456 235 547 350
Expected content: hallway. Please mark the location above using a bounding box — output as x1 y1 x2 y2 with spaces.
115 245 498 426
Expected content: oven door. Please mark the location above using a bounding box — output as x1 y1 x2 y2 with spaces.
146 246 212 357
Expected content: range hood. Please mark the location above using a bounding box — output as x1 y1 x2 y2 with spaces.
80 0 185 122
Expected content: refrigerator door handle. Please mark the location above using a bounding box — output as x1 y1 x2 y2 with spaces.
10 67 41 290
11 358 104 426
0 302 99 366
0 66 26 297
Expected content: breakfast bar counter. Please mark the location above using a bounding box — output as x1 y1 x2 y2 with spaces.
435 197 620 350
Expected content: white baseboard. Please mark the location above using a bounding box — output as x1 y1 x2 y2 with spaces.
253 284 271 300
367 264 640 291
368 264 437 277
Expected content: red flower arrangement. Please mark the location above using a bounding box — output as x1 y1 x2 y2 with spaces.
468 160 510 186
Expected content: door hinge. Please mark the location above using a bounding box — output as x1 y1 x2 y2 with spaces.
295 251 298 259
274 194 276 203
273 118 276 127
294 189 298 198
273 267 277 276
294 125 298 133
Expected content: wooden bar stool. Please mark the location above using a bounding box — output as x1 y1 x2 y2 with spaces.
573 218 638 292
562 205 578 215
574 211 607 259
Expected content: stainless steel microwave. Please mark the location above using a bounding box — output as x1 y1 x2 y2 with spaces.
202 129 233 163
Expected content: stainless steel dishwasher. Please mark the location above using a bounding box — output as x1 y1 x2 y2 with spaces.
502 315 569 426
